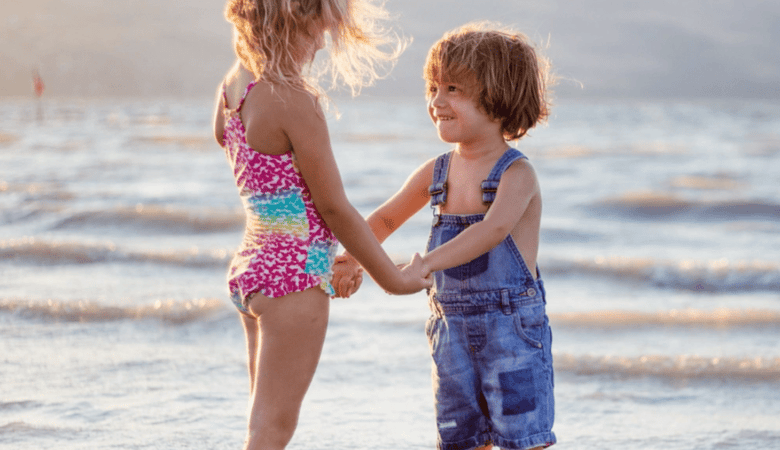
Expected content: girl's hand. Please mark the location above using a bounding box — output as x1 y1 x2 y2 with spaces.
331 254 363 298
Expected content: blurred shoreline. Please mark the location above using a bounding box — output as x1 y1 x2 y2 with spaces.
2 0 779 100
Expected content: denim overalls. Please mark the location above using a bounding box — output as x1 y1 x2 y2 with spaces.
425 148 556 450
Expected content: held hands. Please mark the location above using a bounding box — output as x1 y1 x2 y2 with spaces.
331 252 432 297
394 252 433 295
331 254 363 298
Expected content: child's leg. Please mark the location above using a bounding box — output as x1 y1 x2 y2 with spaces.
242 288 330 450
241 314 259 390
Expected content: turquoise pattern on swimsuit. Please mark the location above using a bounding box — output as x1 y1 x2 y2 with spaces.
247 189 308 236
305 242 337 275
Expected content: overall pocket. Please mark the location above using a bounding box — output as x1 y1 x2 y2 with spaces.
437 227 490 280
512 301 545 349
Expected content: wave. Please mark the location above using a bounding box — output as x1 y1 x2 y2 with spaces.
50 205 243 234
0 181 74 203
592 191 780 221
541 227 602 243
555 353 780 382
341 132 405 143
0 401 41 412
668 175 744 190
551 309 780 329
544 256 780 292
0 298 225 324
129 134 214 150
0 238 230 267
0 132 18 145
0 421 66 440
539 143 687 160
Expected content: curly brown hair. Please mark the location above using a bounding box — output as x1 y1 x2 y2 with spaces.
225 0 406 96
424 22 554 141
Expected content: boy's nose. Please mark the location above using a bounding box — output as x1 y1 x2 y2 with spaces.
430 90 446 107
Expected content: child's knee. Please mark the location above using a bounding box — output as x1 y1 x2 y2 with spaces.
248 411 298 447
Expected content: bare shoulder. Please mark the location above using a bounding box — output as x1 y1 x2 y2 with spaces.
506 157 539 182
214 62 255 146
239 82 325 154
248 82 316 115
249 85 322 132
414 156 438 178
406 156 438 196
223 62 255 104
499 157 540 197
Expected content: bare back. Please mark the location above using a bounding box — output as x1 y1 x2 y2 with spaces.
214 62 293 156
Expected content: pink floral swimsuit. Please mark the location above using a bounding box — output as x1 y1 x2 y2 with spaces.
221 81 337 314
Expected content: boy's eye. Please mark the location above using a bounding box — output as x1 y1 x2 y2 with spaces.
427 84 463 96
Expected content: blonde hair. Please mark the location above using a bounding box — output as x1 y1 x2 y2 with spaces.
424 22 554 141
226 0 406 96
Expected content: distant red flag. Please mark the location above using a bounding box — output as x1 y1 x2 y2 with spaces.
33 71 45 97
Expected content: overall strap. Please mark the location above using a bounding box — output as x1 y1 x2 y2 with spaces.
481 148 528 204
428 151 453 207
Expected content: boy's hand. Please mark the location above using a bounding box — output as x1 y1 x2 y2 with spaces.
396 252 433 294
331 253 363 298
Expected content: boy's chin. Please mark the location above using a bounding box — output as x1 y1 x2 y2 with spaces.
435 131 458 144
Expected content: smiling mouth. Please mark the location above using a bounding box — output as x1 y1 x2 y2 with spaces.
437 116 454 121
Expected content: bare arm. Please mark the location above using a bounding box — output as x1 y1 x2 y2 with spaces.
422 160 539 272
332 159 433 296
364 159 434 242
212 83 225 147
278 89 428 294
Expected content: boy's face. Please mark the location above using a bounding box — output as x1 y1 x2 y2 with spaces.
426 77 502 147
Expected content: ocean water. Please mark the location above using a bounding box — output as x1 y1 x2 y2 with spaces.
1 95 779 449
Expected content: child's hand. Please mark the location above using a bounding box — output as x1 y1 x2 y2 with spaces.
394 252 433 294
331 253 363 298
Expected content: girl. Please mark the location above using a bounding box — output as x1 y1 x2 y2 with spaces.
212 1 430 449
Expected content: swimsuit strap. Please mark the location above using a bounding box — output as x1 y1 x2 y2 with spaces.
222 80 258 112
481 148 528 204
236 81 257 112
429 151 453 207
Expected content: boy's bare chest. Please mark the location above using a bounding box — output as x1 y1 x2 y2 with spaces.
440 167 492 215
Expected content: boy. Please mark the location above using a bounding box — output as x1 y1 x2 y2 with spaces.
334 21 556 450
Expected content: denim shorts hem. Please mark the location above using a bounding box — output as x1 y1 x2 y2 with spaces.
438 432 491 450
493 431 557 450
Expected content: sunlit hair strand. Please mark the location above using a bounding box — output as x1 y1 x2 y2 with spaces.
225 0 407 99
